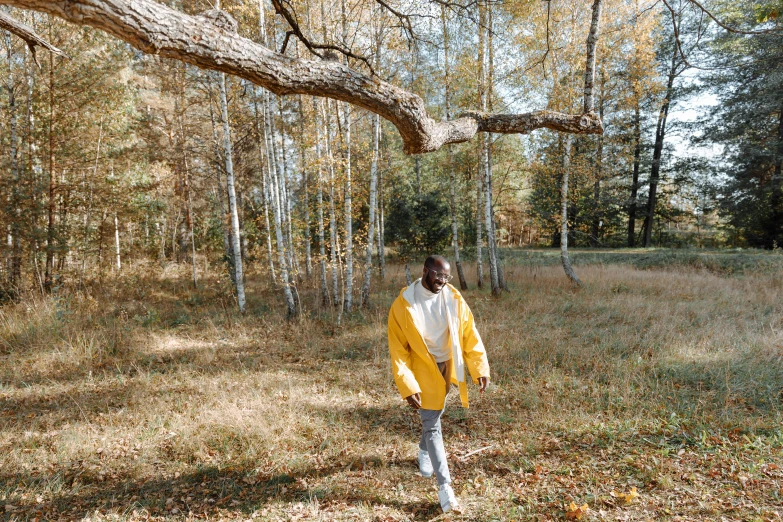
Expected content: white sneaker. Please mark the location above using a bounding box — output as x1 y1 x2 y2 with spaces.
438 483 463 514
418 449 433 477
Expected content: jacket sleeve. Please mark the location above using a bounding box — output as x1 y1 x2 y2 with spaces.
460 300 490 383
388 302 421 399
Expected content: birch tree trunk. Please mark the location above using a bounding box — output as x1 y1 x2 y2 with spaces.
262 167 276 280
341 101 353 312
441 4 467 290
262 90 297 317
360 112 379 308
323 100 340 306
252 87 276 281
297 95 312 279
44 26 55 292
315 104 330 305
377 144 386 280
481 0 500 296
474 1 486 290
207 84 234 278
218 70 246 312
339 0 353 313
560 136 582 286
275 101 300 280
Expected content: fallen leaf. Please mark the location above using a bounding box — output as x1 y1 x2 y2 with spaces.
565 501 589 520
610 487 639 505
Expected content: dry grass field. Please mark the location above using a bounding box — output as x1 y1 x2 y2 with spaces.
1 252 782 521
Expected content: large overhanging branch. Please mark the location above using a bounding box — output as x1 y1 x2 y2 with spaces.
0 10 67 65
0 0 603 154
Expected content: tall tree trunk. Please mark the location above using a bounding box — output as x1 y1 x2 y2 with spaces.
377 143 386 279
177 79 197 288
323 100 340 306
297 95 312 278
80 120 101 288
262 167 276 280
475 170 484 288
262 91 297 317
218 70 246 312
339 0 353 313
44 24 55 292
560 136 583 286
207 84 233 276
361 113 379 308
643 44 678 247
275 100 300 280
474 2 485 289
441 4 468 290
252 88 276 281
628 101 641 247
591 69 605 247
340 101 353 313
479 0 500 295
315 104 330 306
184 156 197 288
5 30 21 286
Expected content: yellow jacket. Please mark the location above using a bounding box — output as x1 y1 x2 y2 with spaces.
388 280 490 410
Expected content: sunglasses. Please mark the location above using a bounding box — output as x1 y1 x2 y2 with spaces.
425 267 453 283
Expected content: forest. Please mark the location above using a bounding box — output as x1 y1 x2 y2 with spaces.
0 0 779 308
1 0 782 520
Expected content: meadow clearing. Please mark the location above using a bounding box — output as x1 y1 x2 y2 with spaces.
1 250 782 521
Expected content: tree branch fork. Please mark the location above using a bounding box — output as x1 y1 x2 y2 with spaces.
0 0 603 154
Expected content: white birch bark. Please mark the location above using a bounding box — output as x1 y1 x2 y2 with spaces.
323 100 340 306
207 85 233 277
218 70 246 311
560 135 583 286
273 98 299 279
314 104 330 305
441 5 467 290
262 166 276 280
262 90 297 316
377 151 385 280
297 95 312 279
482 0 500 296
340 0 353 313
360 112 379 308
252 87 276 281
341 101 353 313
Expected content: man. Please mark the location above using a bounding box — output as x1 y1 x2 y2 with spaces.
388 255 490 514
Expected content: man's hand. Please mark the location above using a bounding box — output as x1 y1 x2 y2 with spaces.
478 376 490 393
405 393 422 409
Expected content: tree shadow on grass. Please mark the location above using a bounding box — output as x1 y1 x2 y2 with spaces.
1 456 444 521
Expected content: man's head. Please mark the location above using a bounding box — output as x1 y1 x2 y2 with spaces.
421 255 452 294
